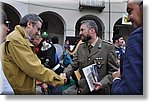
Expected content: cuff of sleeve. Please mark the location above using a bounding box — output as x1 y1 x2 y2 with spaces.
113 77 121 81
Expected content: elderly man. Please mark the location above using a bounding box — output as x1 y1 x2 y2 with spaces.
1 14 66 94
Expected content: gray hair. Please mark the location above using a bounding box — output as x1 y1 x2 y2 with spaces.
128 0 143 14
19 13 43 27
80 20 98 34
128 0 143 4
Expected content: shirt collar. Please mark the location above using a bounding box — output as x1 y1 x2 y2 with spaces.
89 37 98 47
27 34 31 41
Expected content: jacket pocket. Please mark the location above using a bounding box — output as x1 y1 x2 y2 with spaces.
94 57 104 69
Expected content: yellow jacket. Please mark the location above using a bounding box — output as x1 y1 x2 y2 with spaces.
1 25 64 94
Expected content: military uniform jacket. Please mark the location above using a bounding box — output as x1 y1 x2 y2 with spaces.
1 25 64 94
64 38 119 94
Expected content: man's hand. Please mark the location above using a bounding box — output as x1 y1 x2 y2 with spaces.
41 83 48 92
93 82 102 91
60 73 67 83
112 69 120 80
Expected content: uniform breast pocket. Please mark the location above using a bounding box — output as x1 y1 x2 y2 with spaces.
94 57 104 69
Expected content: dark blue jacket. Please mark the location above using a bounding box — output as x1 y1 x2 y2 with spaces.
112 27 143 95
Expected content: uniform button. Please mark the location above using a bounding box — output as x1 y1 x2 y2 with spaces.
88 58 91 61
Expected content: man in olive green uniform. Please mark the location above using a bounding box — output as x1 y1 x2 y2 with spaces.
63 20 119 95
1 14 66 94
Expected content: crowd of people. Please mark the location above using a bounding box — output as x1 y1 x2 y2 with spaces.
0 0 143 95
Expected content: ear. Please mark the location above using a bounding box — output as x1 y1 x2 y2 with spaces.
27 20 33 28
90 28 95 33
116 39 119 43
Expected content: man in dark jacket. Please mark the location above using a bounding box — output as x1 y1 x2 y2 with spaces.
111 0 143 95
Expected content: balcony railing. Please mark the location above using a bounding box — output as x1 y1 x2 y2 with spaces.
79 0 105 12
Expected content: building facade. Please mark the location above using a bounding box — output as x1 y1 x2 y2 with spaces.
1 0 133 46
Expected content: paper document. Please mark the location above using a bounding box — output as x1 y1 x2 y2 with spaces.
82 64 100 92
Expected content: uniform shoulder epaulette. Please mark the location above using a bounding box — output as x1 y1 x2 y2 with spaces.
102 40 113 45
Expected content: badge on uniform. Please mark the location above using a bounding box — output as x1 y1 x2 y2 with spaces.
94 57 103 65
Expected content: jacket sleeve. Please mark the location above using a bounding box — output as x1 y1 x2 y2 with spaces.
100 44 119 87
63 51 79 75
8 40 64 86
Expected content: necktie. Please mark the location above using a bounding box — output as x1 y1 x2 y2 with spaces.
88 45 93 53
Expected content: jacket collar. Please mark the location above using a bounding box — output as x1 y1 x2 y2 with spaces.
15 25 28 39
82 38 102 57
15 25 34 47
89 38 102 56
83 38 102 48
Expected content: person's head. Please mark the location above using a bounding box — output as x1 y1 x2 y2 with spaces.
65 39 69 45
32 34 43 47
0 9 10 43
112 34 125 47
51 36 59 44
19 14 43 39
79 20 98 43
127 0 143 28
64 39 70 49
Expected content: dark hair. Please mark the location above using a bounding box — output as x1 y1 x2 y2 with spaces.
19 14 43 27
112 34 123 43
139 1 143 25
51 36 59 44
80 20 98 34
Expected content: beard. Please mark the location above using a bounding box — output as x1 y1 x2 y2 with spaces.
80 34 92 42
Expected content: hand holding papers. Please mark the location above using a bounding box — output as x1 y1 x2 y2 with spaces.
82 64 100 92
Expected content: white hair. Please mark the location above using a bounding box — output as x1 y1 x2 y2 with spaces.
128 0 143 4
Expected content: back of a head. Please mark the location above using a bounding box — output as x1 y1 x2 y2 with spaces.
19 13 43 27
51 36 59 44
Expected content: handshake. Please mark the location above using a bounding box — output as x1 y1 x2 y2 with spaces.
60 73 70 84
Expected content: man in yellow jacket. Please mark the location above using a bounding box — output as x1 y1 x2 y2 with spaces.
1 14 66 95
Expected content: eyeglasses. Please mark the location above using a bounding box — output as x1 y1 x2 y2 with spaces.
4 20 10 28
32 22 41 32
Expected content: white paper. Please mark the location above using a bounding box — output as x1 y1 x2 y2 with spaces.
82 64 99 92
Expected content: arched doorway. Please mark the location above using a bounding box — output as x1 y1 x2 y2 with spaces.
39 11 65 46
2 2 21 32
113 17 134 42
75 15 105 39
